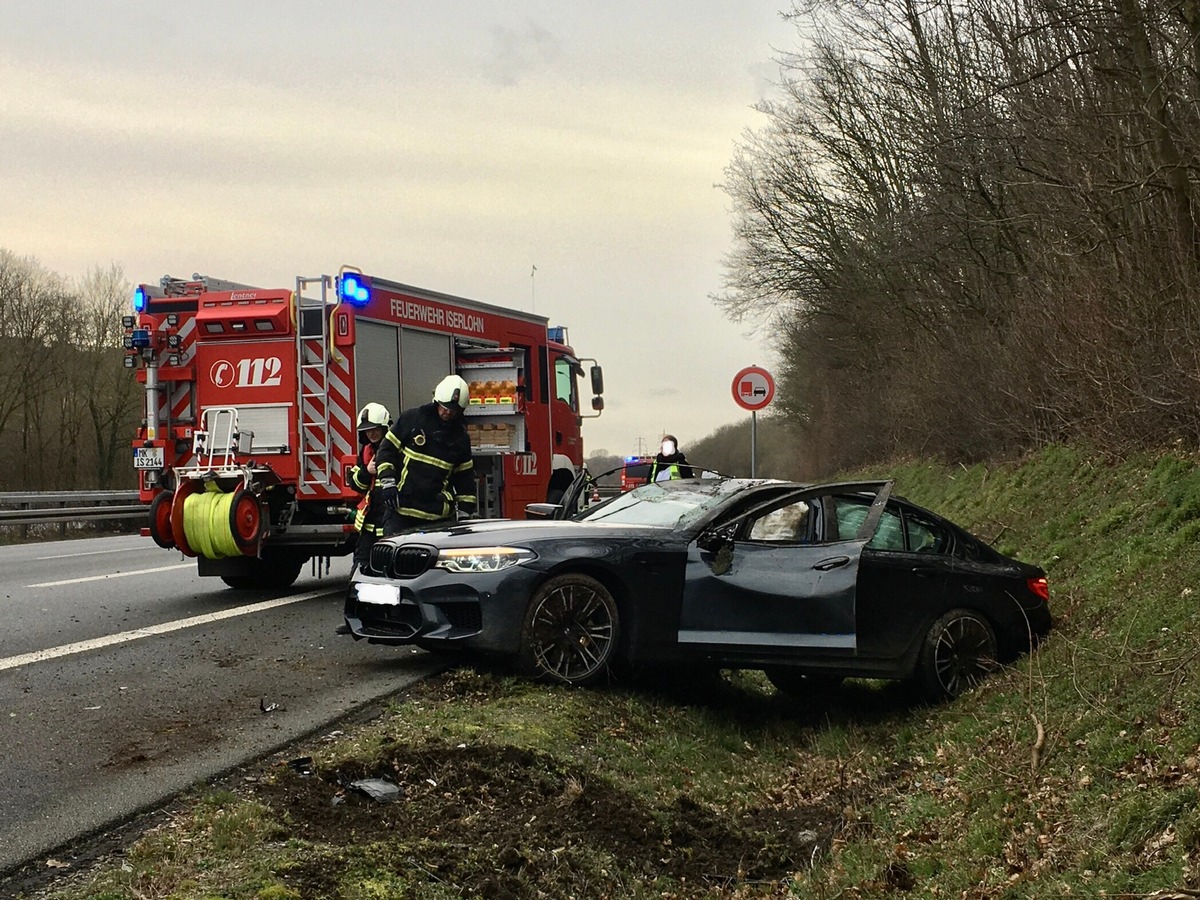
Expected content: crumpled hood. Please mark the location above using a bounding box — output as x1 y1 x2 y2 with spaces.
380 517 672 549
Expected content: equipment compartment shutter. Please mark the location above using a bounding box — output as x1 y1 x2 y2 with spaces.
356 321 401 417
400 328 453 410
232 404 291 452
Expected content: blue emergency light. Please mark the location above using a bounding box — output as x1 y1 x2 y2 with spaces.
130 328 152 349
132 286 148 312
547 326 566 342
339 274 371 306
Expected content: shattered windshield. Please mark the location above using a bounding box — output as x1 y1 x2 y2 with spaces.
574 478 754 530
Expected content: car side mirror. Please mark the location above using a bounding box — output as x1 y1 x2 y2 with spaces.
697 522 737 552
525 502 560 520
591 396 604 412
590 364 604 395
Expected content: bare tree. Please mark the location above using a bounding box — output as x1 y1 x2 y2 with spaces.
717 0 1200 468
74 264 141 488
0 251 76 487
0 251 140 489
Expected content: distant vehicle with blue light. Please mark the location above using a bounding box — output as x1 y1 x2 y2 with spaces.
122 268 603 588
620 454 654 491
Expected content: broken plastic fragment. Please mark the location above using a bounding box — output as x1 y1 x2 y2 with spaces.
349 778 402 803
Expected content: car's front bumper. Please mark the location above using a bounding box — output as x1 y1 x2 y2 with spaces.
342 567 540 652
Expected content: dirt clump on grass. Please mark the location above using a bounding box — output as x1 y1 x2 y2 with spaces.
251 739 837 898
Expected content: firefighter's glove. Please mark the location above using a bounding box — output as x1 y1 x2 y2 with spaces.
378 478 400 511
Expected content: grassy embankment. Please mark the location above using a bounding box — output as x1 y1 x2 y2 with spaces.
31 445 1200 898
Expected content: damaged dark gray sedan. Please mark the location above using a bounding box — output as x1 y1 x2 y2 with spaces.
341 477 1051 699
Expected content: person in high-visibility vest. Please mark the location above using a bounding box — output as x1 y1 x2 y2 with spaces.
647 435 695 482
348 402 392 570
376 374 477 535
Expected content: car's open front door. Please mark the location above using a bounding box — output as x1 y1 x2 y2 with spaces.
677 481 892 655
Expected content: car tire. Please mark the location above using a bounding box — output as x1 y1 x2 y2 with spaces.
518 573 620 686
918 608 998 700
763 667 844 699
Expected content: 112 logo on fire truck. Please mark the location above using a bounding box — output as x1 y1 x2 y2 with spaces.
210 357 283 388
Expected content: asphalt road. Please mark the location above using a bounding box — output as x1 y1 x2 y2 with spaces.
0 534 442 879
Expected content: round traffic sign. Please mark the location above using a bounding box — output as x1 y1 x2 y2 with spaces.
731 365 775 411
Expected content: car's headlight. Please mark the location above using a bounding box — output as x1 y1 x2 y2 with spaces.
355 582 402 606
433 546 536 573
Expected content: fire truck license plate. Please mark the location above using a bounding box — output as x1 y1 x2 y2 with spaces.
133 447 164 469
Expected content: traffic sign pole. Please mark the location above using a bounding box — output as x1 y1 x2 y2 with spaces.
751 410 757 477
731 366 775 478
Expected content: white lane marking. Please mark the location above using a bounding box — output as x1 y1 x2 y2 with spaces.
36 547 141 560
29 564 195 587
0 589 337 672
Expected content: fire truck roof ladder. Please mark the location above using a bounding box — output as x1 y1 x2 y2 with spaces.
296 275 333 487
190 274 262 292
159 274 261 296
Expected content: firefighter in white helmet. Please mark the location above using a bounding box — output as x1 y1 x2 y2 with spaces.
348 402 392 570
375 374 476 535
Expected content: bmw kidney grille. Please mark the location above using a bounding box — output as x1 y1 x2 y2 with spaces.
369 543 434 578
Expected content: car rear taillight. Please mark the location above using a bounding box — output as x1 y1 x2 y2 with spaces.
1027 576 1049 602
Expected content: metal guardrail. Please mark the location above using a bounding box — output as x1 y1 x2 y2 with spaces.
0 491 143 528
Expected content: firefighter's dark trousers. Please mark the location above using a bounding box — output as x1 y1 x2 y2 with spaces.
353 491 388 569
382 507 449 538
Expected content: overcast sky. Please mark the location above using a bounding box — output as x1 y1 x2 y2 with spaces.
2 2 797 458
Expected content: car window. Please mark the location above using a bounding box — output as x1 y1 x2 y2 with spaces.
904 510 949 554
834 497 869 541
871 507 905 550
747 500 811 543
954 532 989 561
834 496 904 550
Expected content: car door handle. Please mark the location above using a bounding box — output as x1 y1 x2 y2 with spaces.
813 556 851 571
911 565 939 576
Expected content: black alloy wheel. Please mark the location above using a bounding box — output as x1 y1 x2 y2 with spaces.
519 573 619 686
919 608 998 699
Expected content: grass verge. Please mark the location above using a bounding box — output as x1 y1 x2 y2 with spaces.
23 444 1200 898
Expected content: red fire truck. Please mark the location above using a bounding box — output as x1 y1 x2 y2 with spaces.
619 454 654 491
123 268 604 588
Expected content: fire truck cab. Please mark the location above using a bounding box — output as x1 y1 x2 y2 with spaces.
124 269 603 589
